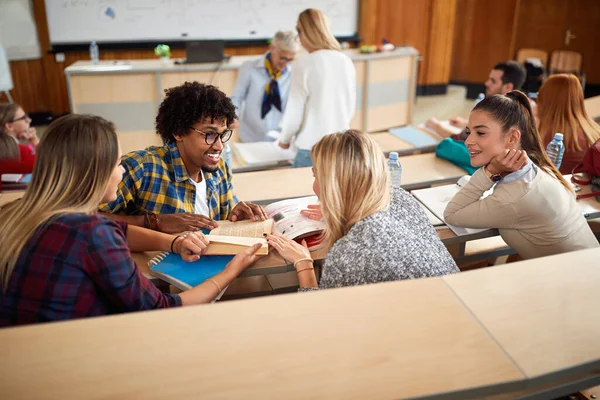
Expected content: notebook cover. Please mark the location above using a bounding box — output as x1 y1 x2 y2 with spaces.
389 126 439 147
149 253 234 290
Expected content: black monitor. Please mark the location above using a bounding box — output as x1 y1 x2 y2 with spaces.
184 40 225 64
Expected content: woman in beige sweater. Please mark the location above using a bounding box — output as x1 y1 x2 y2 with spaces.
444 91 598 259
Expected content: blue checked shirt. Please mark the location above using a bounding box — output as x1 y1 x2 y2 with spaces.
99 142 238 220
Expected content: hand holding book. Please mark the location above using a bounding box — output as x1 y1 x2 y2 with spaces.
172 231 210 262
266 234 311 266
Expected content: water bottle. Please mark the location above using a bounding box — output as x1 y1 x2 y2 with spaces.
546 133 565 169
387 151 402 188
474 92 485 106
89 41 99 65
223 143 233 169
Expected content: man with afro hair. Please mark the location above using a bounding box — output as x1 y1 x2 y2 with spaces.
100 82 266 233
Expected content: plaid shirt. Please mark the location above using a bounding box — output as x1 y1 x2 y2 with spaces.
0 213 181 326
99 142 238 220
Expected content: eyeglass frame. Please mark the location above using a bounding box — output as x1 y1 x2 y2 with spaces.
189 127 233 145
11 114 30 123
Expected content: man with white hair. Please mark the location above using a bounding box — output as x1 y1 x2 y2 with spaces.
231 30 299 142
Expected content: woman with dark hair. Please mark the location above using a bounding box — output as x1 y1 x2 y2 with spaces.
0 104 37 190
444 91 598 259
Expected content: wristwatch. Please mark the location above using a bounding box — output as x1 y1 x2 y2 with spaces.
484 166 503 182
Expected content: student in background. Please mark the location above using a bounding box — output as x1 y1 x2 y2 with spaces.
537 74 600 174
0 114 263 326
278 8 356 168
267 130 458 290
100 82 267 233
444 91 598 260
426 61 527 137
0 103 39 149
0 104 38 190
231 30 299 143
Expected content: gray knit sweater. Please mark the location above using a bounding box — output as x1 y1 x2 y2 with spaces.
303 187 458 291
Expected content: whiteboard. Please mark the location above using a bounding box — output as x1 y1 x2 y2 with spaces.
45 0 358 45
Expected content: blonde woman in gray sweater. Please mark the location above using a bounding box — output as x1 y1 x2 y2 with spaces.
444 91 598 259
267 130 458 290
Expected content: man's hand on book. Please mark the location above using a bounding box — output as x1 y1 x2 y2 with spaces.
300 204 322 221
266 234 311 264
225 243 263 273
174 232 210 262
230 201 268 222
157 213 218 233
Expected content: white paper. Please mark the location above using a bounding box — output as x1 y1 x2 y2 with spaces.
232 141 295 165
1 174 23 183
265 196 326 239
412 180 490 236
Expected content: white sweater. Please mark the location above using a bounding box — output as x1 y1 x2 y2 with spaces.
279 49 356 150
444 167 599 260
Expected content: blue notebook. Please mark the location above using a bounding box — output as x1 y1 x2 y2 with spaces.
148 253 234 290
389 126 439 147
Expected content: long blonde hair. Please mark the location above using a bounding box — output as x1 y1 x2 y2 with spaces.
537 74 600 152
0 114 119 289
0 103 21 159
311 130 390 247
297 8 341 52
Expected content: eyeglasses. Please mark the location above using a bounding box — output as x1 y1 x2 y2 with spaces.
279 56 295 63
190 127 233 145
12 114 30 123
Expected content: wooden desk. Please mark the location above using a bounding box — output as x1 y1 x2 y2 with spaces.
4 248 600 399
230 129 441 174
444 247 600 390
65 48 419 155
233 153 466 204
0 277 525 399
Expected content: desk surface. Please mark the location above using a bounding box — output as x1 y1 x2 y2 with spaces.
445 247 600 382
230 130 439 174
65 47 420 75
3 248 600 399
0 276 524 400
233 153 467 204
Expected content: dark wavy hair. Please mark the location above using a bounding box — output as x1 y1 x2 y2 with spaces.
155 82 237 143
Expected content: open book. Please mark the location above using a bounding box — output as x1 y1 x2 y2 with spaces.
206 219 274 256
204 196 326 255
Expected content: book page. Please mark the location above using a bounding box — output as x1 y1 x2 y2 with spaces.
209 219 273 238
264 196 326 240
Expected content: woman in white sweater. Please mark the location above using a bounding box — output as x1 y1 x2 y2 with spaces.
444 91 598 259
278 8 356 168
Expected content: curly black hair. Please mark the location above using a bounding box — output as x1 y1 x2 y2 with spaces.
155 82 237 143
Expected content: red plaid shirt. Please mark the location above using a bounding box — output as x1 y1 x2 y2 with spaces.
0 213 181 327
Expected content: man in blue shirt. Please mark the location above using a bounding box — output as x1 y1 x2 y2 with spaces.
231 30 299 142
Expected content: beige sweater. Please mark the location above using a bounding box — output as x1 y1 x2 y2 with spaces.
444 168 599 259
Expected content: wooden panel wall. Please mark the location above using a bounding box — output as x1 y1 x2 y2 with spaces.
513 0 600 83
424 0 457 85
450 0 519 83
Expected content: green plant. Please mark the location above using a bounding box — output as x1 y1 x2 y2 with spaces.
154 44 171 58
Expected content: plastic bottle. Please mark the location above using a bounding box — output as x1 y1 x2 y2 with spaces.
387 151 402 188
223 143 233 168
89 41 99 65
546 133 565 170
474 92 485 106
